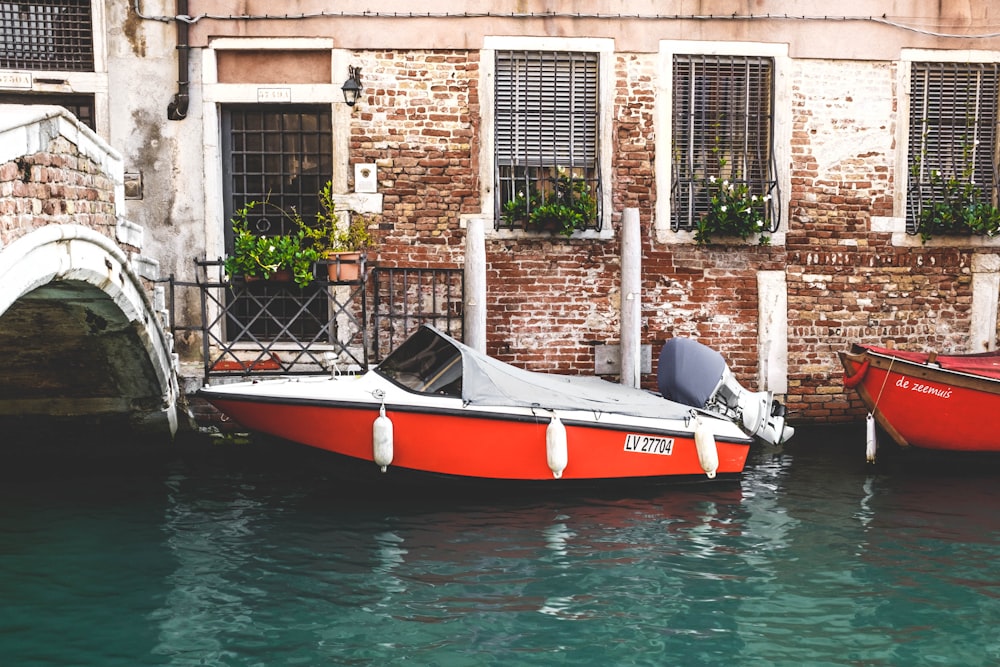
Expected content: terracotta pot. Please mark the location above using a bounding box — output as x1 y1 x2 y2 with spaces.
245 269 292 283
327 252 362 282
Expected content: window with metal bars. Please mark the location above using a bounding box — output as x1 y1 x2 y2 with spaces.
906 62 1000 236
494 50 601 235
221 106 333 341
0 1 94 71
670 55 778 233
0 92 94 129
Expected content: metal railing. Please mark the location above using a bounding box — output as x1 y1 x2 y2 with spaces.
371 267 465 362
169 261 464 381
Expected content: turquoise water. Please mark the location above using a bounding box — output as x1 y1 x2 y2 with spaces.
1 427 999 666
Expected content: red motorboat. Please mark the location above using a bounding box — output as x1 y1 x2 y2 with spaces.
199 326 794 486
840 343 1000 453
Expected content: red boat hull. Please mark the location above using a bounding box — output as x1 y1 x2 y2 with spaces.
207 397 751 481
840 344 1000 452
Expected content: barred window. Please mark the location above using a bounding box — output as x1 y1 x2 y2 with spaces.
906 62 1000 235
0 92 94 129
221 106 333 342
671 55 778 232
222 106 333 238
0 1 94 71
494 50 601 235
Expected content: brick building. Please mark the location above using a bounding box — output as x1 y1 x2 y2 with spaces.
3 1 1000 426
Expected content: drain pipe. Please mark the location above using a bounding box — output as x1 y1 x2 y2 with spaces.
166 0 190 120
620 208 641 388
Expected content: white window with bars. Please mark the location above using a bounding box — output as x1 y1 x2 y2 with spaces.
906 61 1000 236
669 54 779 233
492 48 602 235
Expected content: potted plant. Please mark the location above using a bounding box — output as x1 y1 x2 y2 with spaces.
298 181 376 282
501 169 598 237
912 167 1000 243
693 176 772 246
223 201 320 288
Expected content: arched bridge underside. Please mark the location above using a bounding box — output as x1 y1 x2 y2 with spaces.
0 225 179 439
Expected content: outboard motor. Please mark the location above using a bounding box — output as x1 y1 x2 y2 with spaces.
658 338 794 445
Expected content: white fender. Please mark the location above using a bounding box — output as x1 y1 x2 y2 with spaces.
694 416 719 479
546 414 568 479
865 412 877 464
373 404 394 472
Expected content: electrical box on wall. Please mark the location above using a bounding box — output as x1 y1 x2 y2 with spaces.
354 163 378 193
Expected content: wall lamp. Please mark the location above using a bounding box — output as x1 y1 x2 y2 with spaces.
341 66 363 107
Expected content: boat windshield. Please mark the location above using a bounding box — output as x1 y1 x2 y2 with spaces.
375 327 463 397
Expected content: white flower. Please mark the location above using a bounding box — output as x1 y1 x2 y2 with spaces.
751 195 759 202
709 176 717 183
720 205 728 213
722 180 730 188
763 194 772 202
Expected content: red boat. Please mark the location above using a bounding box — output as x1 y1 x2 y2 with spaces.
200 326 794 485
840 343 1000 453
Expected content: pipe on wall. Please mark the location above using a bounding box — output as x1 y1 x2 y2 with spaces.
166 0 190 120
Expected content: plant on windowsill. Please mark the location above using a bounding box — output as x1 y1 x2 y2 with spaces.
694 176 772 246
913 168 1000 243
223 201 320 288
297 181 376 282
501 170 598 237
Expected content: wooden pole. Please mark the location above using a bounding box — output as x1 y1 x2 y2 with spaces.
464 217 487 353
621 208 641 388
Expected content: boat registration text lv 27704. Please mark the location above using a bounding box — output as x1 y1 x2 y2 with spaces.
623 434 674 455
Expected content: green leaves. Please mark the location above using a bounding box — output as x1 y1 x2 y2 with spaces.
223 204 320 288
915 170 1000 243
694 177 771 246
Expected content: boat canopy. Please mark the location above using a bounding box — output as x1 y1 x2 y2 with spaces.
376 326 694 420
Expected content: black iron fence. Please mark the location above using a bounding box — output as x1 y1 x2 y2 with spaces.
169 260 464 381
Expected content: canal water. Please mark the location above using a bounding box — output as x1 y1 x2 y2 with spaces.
1 425 998 666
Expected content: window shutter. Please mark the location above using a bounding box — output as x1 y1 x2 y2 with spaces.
494 50 602 233
495 51 598 167
907 62 1000 233
671 55 777 231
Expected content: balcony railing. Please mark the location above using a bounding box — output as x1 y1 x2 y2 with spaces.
169 260 464 382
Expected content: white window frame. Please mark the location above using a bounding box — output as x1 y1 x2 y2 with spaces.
655 40 790 246
887 49 1000 248
200 37 350 261
480 36 614 240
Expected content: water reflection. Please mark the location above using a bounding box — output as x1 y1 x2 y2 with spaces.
3 431 1000 665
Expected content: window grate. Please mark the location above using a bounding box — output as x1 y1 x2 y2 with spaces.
0 1 94 71
670 54 778 232
221 106 333 342
906 61 1000 234
494 50 602 233
223 106 333 238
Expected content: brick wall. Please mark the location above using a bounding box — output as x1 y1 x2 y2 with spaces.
0 134 119 248
348 50 997 425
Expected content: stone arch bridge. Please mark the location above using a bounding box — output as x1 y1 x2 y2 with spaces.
0 106 180 438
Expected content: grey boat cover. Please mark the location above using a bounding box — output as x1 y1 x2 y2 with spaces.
434 327 694 421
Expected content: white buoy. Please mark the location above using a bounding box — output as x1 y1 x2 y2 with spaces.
373 404 394 472
865 412 877 464
546 414 568 479
694 416 719 479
